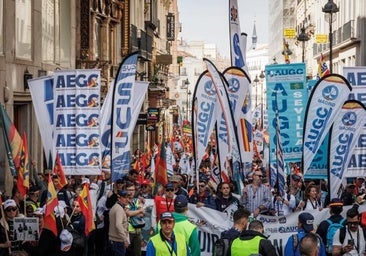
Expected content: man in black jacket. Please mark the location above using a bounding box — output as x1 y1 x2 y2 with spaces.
229 220 278 256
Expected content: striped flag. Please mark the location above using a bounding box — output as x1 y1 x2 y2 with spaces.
44 174 59 236
0 104 22 176
317 53 330 79
275 110 285 195
77 184 95 235
53 152 67 190
282 38 291 64
17 132 30 197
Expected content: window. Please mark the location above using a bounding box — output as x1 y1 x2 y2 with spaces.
15 0 32 59
42 0 55 63
60 0 71 64
94 21 101 59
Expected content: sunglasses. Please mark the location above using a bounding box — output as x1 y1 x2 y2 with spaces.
348 221 359 226
255 174 263 178
6 207 17 212
166 189 174 192
199 184 206 187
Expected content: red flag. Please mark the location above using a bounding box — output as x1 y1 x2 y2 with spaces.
17 132 29 197
76 184 95 236
53 152 67 190
317 53 330 79
155 139 168 186
44 174 59 236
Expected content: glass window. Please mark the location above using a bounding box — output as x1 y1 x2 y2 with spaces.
42 0 55 63
15 0 32 59
60 0 71 64
0 0 3 54
94 21 101 59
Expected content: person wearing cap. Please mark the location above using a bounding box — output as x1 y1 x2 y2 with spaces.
106 178 126 209
151 182 176 229
316 198 345 255
26 185 41 216
109 190 130 256
341 184 356 206
157 195 200 256
188 178 216 209
332 206 365 256
284 212 326 256
170 174 189 197
0 199 26 255
230 220 277 256
146 212 188 256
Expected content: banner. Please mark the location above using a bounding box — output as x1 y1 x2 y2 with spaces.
229 0 246 70
266 63 307 175
343 67 366 177
302 74 352 177
204 59 240 182
223 67 252 162
28 76 55 167
110 52 139 181
192 71 219 176
53 69 101 175
329 100 366 198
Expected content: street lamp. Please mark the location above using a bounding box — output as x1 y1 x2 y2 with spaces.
184 78 190 120
187 90 192 120
297 28 309 63
259 71 265 129
322 0 339 74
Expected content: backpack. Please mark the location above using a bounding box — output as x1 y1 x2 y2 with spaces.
213 237 231 256
326 218 346 253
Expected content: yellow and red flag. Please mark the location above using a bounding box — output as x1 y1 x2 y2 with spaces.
77 184 95 236
17 132 29 197
317 53 330 79
44 174 59 236
53 152 67 190
155 139 168 186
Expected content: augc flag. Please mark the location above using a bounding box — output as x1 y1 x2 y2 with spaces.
110 52 139 181
229 0 246 70
302 74 352 176
329 100 366 199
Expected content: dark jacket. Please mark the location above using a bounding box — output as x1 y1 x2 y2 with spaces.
215 194 241 212
229 230 278 256
189 190 216 209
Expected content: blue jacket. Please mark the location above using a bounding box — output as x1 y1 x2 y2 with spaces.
284 229 326 256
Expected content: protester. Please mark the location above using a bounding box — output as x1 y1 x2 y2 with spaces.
220 207 250 241
242 171 271 216
125 182 145 256
151 182 176 229
170 174 189 197
299 233 320 256
171 195 200 256
230 219 278 256
316 198 345 255
146 212 188 256
332 206 365 256
188 177 216 209
341 184 356 206
284 212 326 256
25 185 40 216
296 184 323 211
0 199 26 255
270 185 296 216
109 190 130 256
353 177 365 196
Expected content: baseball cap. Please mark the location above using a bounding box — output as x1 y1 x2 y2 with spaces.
329 198 343 207
118 190 128 197
299 212 314 233
170 175 182 183
116 178 124 184
60 229 73 251
160 212 174 221
174 195 188 209
4 199 17 210
165 182 174 190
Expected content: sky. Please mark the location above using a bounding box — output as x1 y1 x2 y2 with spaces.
177 0 269 58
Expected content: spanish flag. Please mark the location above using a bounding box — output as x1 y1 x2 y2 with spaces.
44 174 59 236
155 139 168 186
53 152 67 190
17 132 29 197
76 184 95 236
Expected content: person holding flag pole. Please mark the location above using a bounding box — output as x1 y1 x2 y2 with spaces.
0 193 12 255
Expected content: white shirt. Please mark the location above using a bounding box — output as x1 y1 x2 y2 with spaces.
333 226 365 256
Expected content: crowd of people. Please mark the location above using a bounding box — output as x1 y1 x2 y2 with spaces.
0 153 366 256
